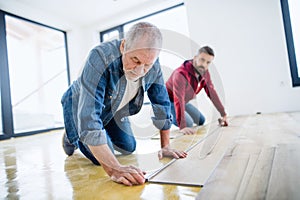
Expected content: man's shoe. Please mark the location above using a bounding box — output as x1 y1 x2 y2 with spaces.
62 132 76 156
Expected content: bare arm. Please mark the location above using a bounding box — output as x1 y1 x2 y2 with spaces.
160 129 170 148
88 144 145 186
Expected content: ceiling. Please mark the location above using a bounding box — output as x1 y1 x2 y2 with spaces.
0 0 183 30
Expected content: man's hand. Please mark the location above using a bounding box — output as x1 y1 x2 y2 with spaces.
110 165 146 186
218 116 229 126
179 127 196 135
158 145 187 159
89 144 146 186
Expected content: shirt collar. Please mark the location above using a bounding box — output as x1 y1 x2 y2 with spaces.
184 60 202 81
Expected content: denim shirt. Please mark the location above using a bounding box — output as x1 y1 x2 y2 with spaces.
61 39 172 146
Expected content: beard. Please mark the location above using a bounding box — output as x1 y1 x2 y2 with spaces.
194 65 206 76
124 69 145 81
193 60 206 76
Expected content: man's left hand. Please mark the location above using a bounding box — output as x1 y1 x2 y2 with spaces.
158 146 187 159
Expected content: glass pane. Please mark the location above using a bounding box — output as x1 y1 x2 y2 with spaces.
5 15 69 133
124 6 189 37
103 30 119 42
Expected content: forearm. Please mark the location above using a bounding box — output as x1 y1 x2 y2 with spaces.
158 129 187 159
88 144 121 176
173 98 187 129
207 86 226 117
160 129 170 148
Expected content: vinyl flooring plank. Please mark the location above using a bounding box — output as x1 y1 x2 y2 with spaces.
238 147 276 200
147 117 245 186
197 112 300 199
196 154 251 200
266 144 300 200
196 142 269 200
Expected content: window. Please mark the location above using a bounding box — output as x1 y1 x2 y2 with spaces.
281 0 300 86
123 5 189 38
100 27 122 42
0 11 70 139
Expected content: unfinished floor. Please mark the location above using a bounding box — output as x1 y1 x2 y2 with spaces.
0 112 300 199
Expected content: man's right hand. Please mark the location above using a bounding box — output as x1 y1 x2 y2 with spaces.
110 165 146 186
218 116 229 126
89 144 146 186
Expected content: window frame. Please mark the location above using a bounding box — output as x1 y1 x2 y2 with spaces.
280 0 300 87
0 10 71 140
99 3 184 42
100 26 123 42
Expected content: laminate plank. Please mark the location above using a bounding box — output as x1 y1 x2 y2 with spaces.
196 143 273 200
197 112 300 199
147 117 246 186
238 147 276 200
196 153 251 199
266 144 300 200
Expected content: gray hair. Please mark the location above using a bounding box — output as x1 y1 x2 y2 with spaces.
124 22 163 51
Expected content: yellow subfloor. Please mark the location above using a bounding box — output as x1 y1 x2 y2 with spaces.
0 127 204 199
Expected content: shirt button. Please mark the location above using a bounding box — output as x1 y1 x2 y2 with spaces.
109 96 112 99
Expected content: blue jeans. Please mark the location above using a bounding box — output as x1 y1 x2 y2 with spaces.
62 89 136 166
170 102 205 127
77 117 136 165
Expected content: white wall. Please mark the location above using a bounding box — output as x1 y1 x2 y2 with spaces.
185 0 300 116
66 27 99 81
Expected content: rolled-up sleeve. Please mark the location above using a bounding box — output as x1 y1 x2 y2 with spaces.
77 49 108 146
147 62 173 130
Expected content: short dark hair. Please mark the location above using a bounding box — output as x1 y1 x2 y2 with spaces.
198 46 215 57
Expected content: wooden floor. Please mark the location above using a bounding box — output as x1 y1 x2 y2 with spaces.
197 112 300 200
0 112 300 199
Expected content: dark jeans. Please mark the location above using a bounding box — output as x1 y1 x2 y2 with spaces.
170 102 205 127
77 116 136 165
62 88 136 165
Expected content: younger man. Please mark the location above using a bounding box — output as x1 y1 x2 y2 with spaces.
166 46 228 134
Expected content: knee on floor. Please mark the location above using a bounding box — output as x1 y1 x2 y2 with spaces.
198 116 205 126
113 141 136 155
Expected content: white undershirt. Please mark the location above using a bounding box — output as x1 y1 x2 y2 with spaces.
117 79 141 111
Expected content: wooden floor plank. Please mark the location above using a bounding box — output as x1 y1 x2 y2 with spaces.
196 142 265 199
147 129 225 186
239 147 276 200
147 116 246 186
196 153 251 199
197 112 300 199
266 144 300 200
